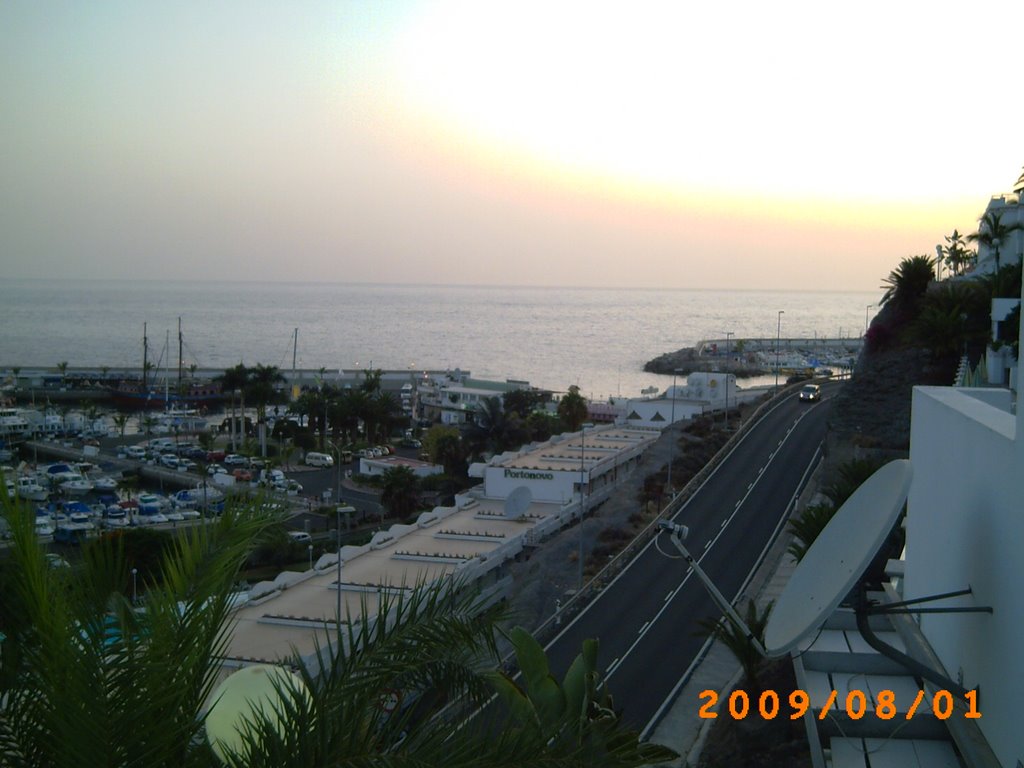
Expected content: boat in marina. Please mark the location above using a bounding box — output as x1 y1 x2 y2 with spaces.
43 463 81 483
171 484 225 511
108 321 224 409
34 508 55 537
102 505 130 528
0 407 32 443
59 474 94 496
16 475 49 502
152 407 209 434
91 475 120 492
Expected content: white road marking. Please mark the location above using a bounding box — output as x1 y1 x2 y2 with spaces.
638 621 650 635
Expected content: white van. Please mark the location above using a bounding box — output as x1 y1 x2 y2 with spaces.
305 451 334 468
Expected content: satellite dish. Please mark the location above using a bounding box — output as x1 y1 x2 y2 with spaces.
504 486 532 520
763 459 913 656
205 664 310 762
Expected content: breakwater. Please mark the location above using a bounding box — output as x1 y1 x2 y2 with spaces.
644 337 862 377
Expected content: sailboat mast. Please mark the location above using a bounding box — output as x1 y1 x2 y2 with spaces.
178 317 183 387
165 330 171 408
292 327 298 395
142 323 148 389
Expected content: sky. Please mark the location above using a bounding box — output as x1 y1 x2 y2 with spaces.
1 1 1022 291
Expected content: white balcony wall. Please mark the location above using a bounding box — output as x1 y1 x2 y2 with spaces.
906 386 1022 768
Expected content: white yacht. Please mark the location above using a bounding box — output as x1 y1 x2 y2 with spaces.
16 475 49 502
0 407 31 442
60 474 94 496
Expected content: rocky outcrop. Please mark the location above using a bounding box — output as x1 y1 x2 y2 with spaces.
643 347 767 377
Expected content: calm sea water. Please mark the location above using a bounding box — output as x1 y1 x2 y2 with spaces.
1 280 877 399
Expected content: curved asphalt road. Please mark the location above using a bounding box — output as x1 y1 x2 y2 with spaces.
541 384 838 732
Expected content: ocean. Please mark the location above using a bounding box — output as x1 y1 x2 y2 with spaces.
1 280 877 400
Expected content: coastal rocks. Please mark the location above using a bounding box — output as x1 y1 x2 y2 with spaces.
643 347 767 378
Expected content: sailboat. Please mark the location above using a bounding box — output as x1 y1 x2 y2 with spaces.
109 320 225 409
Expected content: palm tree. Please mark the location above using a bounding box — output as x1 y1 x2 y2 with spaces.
423 424 466 477
0 493 674 767
359 367 384 394
0 498 270 767
112 412 131 439
56 361 69 388
879 255 935 311
217 364 250 451
940 229 975 276
379 465 421 520
327 389 359 444
787 503 837 562
246 364 286 458
967 210 1024 277
697 599 774 695
466 396 527 458
557 385 588 432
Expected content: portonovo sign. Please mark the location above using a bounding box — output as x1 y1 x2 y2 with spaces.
503 469 555 481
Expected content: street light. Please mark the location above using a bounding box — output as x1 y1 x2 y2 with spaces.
667 369 682 498
775 311 785 392
326 439 342 505
131 567 138 605
578 424 586 591
336 506 343 635
724 332 734 430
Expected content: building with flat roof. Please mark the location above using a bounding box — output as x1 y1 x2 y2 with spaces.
470 424 658 503
223 424 657 671
358 454 442 478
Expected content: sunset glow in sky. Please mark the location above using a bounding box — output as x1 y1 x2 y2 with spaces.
2 1 1022 290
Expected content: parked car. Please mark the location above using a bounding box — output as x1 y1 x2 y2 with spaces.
160 454 180 469
305 452 334 468
207 463 228 476
223 454 249 467
287 531 312 543
206 450 226 462
232 468 253 482
177 458 198 472
125 445 147 460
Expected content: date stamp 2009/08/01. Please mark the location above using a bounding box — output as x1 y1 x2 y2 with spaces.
698 688 981 721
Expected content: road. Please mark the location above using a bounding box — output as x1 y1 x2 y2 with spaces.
540 384 838 733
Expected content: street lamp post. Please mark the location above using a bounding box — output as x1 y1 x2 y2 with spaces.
131 567 138 605
775 311 785 392
578 424 586 591
325 438 343 506
724 332 733 430
336 505 342 636
308 544 313 571
667 370 677 498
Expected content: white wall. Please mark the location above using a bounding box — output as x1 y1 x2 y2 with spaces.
621 398 704 429
358 458 442 478
484 467 580 503
906 386 1022 767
